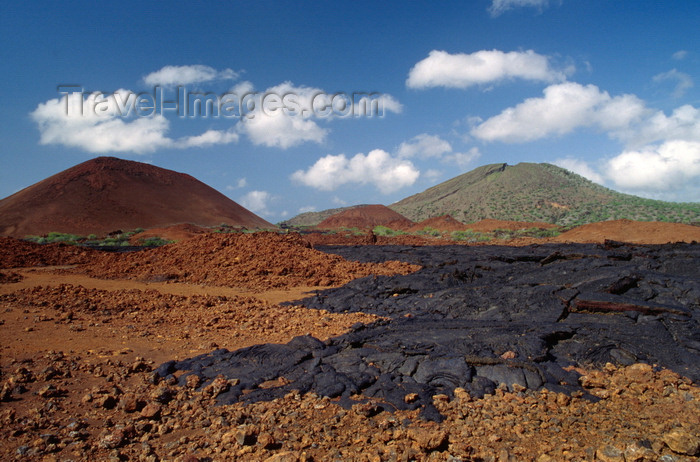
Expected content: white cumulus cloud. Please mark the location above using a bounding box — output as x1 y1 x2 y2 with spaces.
617 104 700 148
489 0 549 17
396 134 480 169
397 134 452 158
179 129 239 148
226 178 248 191
291 149 419 194
444 147 482 169
143 65 238 87
235 82 401 149
30 91 239 154
471 82 647 142
553 157 604 184
672 50 688 61
407 49 568 89
489 0 554 16
652 69 694 98
238 111 328 149
238 190 273 216
605 140 700 199
235 82 329 149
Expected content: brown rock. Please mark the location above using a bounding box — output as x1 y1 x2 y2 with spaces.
150 385 174 404
407 427 448 451
454 387 471 402
119 394 145 413
595 445 624 462
37 384 64 398
263 452 300 462
185 374 201 389
580 370 607 389
140 403 162 420
97 394 118 409
223 426 257 446
178 455 201 462
0 383 12 402
624 363 654 384
352 402 382 417
99 431 125 449
663 427 700 456
623 440 656 462
202 376 230 398
257 431 276 449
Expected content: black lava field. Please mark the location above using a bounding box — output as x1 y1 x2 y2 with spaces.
158 242 700 420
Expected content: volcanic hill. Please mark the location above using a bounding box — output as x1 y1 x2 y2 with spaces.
0 157 274 238
316 204 414 231
390 162 700 226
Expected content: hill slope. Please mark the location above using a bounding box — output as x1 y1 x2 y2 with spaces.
390 162 700 226
316 205 414 230
0 157 274 237
281 205 367 228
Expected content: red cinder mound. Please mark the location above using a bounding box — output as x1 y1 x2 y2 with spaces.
317 205 414 231
465 219 558 232
553 219 700 244
75 231 420 290
0 156 274 238
409 215 469 233
0 236 94 269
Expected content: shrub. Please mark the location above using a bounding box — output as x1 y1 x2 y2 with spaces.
451 230 491 242
416 227 442 237
140 237 174 247
372 226 405 237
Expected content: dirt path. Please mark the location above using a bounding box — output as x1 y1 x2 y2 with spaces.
0 266 322 305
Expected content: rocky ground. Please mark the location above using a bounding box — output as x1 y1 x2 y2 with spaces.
1 229 699 461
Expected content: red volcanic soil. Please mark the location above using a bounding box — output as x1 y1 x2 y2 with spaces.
316 204 414 231
0 157 274 238
73 231 420 290
464 218 559 232
408 215 469 232
0 236 95 268
553 219 700 244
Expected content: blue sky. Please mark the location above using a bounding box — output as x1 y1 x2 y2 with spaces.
1 0 699 222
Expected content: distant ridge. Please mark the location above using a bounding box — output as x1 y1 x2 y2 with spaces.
316 205 414 230
0 156 274 237
390 162 700 226
284 162 699 228
281 205 368 228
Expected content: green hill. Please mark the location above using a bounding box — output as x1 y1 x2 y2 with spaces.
389 162 700 226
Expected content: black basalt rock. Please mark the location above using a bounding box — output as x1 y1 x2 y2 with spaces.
157 243 700 421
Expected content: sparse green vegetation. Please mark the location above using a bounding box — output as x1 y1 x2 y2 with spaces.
138 237 175 247
451 230 491 243
340 227 367 236
415 227 442 237
372 225 406 237
25 232 84 245
491 227 561 240
24 230 172 247
390 162 700 226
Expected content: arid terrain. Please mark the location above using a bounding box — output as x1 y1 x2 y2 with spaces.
1 224 699 461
